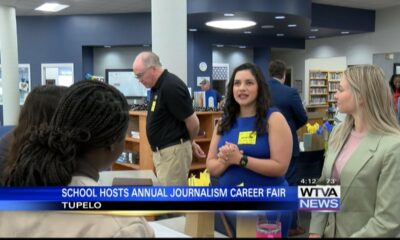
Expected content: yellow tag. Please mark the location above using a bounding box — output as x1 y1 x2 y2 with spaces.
237 131 257 145
151 101 156 112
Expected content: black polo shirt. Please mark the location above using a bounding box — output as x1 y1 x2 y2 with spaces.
146 70 194 150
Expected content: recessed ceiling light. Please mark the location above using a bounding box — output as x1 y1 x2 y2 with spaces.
308 36 316 39
188 28 197 32
276 33 284 37
104 45 111 48
288 24 297 27
341 31 350 34
205 20 256 30
310 28 319 32
216 44 224 47
261 25 274 29
244 31 252 34
239 46 246 48
224 13 235 17
35 3 69 12
275 16 286 19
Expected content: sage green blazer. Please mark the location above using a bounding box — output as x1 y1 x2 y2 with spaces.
309 128 400 237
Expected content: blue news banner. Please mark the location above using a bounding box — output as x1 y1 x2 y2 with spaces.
0 186 340 211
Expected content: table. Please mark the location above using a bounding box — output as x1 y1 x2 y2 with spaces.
98 170 159 186
155 216 227 238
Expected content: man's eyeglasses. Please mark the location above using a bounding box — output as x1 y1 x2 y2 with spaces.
135 67 152 79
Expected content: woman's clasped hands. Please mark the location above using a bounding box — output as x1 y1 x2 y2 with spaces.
217 141 244 165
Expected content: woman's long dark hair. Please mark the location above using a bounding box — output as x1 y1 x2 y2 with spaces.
2 86 67 184
389 74 400 92
218 63 271 135
4 81 129 186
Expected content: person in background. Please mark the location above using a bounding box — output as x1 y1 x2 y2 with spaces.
389 74 400 121
0 85 67 185
199 79 224 108
206 63 293 237
1 80 154 237
132 51 205 186
309 65 400 237
267 60 307 236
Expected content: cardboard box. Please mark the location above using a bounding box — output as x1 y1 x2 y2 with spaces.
303 133 325 151
184 212 214 237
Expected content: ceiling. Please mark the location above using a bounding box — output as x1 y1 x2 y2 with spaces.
1 0 400 16
1 0 400 40
312 0 400 10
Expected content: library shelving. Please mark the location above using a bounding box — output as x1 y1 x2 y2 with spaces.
113 111 222 174
308 70 343 122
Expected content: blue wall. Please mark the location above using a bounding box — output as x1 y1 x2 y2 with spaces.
17 13 151 87
15 13 306 93
187 31 304 90
2 12 305 124
1 13 151 124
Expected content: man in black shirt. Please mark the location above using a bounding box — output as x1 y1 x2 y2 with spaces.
132 52 205 186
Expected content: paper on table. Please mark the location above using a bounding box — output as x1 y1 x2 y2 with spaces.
149 222 190 238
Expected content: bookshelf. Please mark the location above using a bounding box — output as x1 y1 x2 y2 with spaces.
308 70 343 122
113 111 222 174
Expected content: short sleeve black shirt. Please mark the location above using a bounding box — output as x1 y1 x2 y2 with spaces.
146 70 194 149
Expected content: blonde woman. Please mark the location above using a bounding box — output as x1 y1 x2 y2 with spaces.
309 65 400 237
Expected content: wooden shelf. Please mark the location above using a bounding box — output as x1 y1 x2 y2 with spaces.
308 70 343 117
124 111 222 175
126 137 140 143
112 162 140 170
190 162 206 171
307 104 328 108
194 137 212 142
129 111 147 116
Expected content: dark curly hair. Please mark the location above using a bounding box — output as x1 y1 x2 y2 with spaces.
2 85 67 185
4 80 129 186
218 63 271 136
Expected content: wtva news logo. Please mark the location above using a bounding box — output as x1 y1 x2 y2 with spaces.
298 185 340 211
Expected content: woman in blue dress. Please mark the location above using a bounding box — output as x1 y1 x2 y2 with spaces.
206 63 293 237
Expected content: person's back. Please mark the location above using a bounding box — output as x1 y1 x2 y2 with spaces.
267 60 307 185
1 209 152 237
267 60 307 236
200 79 222 107
0 80 154 237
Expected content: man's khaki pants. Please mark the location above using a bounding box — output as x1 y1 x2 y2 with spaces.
152 140 192 186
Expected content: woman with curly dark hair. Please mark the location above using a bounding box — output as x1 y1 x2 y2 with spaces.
1 80 154 237
0 85 67 185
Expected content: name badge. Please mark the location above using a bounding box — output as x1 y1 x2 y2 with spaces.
151 101 156 112
237 131 257 145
